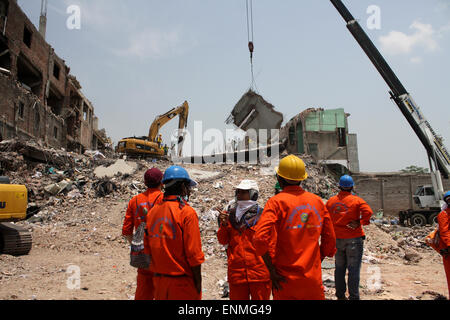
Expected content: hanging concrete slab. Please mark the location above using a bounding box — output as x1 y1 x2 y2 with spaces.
226 90 283 131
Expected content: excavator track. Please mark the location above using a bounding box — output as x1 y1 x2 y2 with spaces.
0 223 32 256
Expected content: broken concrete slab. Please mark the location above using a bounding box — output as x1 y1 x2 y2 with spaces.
187 169 225 183
226 89 283 131
94 159 137 178
44 180 73 195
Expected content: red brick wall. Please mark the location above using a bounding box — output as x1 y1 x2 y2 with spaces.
4 0 49 100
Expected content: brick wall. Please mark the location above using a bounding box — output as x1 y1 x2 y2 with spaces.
0 0 101 151
353 172 450 216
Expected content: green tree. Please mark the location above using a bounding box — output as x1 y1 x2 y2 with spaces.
401 165 429 173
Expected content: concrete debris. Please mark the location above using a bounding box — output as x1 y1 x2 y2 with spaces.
227 89 283 132
1 137 447 300
44 180 73 196
322 274 335 288
92 179 118 198
187 169 225 183
0 139 75 168
415 291 448 300
94 159 138 178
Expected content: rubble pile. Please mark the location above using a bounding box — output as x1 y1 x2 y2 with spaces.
300 155 340 199
0 139 161 214
2 139 446 300
362 222 438 265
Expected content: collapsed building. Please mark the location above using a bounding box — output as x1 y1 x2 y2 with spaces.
0 0 111 153
225 90 360 175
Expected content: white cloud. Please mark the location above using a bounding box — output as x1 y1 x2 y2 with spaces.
379 21 439 55
116 29 182 59
410 56 422 64
114 28 196 59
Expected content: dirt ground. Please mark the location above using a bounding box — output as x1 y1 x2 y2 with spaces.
0 162 448 300
1 195 448 300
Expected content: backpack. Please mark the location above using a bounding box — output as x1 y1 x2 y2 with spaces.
130 194 161 269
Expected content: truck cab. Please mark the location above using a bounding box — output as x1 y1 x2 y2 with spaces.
413 185 440 209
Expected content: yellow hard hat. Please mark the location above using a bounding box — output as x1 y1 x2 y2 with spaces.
275 155 308 181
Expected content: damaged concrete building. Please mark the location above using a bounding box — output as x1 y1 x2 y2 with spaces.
0 0 110 153
226 91 359 173
280 108 360 174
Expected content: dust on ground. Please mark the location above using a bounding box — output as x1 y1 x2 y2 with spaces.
0 143 448 300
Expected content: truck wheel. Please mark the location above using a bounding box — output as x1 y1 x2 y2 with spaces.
427 213 438 226
410 213 427 226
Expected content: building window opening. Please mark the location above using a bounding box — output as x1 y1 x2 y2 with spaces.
0 39 11 70
53 63 60 80
0 1 7 16
34 110 40 135
53 126 58 139
83 104 88 121
17 53 42 96
47 84 64 116
23 26 32 48
338 127 347 147
308 143 319 158
18 102 24 119
289 126 295 145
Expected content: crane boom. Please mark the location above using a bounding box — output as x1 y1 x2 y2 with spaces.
330 0 450 184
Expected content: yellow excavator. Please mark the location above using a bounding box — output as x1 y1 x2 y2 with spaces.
117 101 189 158
0 177 35 256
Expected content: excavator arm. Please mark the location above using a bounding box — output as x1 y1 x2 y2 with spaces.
148 101 189 157
148 101 189 141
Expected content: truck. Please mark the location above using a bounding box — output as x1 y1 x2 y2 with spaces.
330 0 450 226
117 101 189 159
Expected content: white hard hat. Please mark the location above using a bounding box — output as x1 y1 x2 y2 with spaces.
235 180 259 192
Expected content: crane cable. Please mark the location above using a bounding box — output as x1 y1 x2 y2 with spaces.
246 0 258 92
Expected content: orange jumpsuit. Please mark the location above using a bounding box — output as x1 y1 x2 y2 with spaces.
217 206 272 300
122 188 162 300
253 185 336 300
437 208 450 297
326 191 373 239
146 195 205 300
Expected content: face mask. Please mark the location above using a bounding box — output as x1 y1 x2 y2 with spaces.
236 200 257 221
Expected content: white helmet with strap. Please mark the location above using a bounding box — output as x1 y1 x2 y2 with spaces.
235 180 259 201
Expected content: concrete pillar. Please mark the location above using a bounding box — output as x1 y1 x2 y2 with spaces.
39 15 47 39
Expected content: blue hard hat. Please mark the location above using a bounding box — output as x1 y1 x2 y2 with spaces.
444 191 450 201
162 166 197 187
339 175 354 188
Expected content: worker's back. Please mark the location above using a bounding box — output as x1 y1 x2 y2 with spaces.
146 196 204 277
326 191 372 239
254 185 336 281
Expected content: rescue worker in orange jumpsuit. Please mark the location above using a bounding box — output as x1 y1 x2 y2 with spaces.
253 155 337 300
217 180 272 300
438 191 450 298
146 166 205 300
122 168 163 300
326 175 373 300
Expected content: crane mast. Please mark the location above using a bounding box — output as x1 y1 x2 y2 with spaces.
330 0 449 204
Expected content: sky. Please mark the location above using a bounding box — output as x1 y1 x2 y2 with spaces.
17 0 450 172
